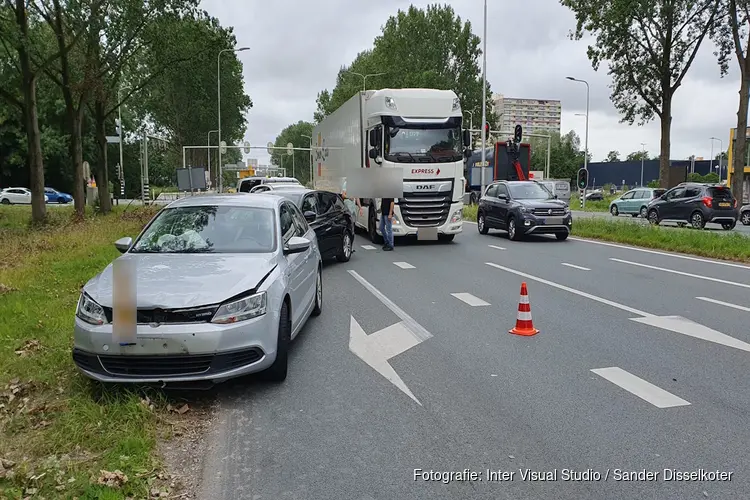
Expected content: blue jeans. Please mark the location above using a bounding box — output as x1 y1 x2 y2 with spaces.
379 215 394 248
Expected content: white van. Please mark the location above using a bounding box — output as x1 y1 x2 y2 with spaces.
237 176 301 193
537 179 571 202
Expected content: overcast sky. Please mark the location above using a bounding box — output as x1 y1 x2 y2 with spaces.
200 0 740 166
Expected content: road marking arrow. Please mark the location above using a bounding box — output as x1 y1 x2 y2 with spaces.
347 270 433 406
630 315 750 353
349 317 425 405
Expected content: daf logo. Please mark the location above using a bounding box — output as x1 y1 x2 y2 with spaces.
416 185 435 190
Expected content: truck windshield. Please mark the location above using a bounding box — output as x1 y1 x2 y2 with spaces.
509 182 554 200
384 126 462 163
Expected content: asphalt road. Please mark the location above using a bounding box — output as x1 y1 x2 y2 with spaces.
194 222 750 500
572 210 750 236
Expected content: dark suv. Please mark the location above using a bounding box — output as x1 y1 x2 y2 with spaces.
646 183 738 230
477 180 573 241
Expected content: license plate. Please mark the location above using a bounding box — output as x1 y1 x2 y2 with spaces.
719 202 731 208
544 217 563 225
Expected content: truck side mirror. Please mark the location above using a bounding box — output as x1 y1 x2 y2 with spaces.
369 129 378 147
462 129 471 147
368 148 378 159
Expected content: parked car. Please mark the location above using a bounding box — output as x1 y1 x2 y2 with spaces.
609 187 666 218
537 179 571 202
72 193 323 385
278 187 355 262
237 176 301 193
646 183 738 230
477 180 573 241
249 183 306 194
44 187 73 204
585 189 604 201
740 204 750 226
1 187 49 204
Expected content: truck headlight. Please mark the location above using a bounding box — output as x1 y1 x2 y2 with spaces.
450 209 463 223
385 97 397 110
76 293 108 325
211 292 267 324
452 97 460 111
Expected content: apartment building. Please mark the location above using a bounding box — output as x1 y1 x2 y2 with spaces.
492 94 561 135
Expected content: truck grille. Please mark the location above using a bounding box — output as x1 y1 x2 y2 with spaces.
532 207 566 216
399 192 452 227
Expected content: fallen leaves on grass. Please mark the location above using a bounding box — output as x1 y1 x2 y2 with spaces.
0 457 16 479
14 339 42 357
167 403 190 415
97 469 129 488
0 282 17 295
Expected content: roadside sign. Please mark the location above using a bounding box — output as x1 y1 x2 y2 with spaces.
267 142 274 155
476 161 489 167
106 136 120 144
243 141 250 154
220 141 227 154
286 142 294 155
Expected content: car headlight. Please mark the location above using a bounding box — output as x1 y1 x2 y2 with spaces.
76 293 107 325
211 291 267 324
564 206 570 213
519 206 532 213
450 209 463 223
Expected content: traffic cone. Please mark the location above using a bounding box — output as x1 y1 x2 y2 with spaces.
510 282 539 336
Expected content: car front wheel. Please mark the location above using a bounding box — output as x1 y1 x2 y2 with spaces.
265 301 291 382
336 232 353 262
741 211 750 226
508 217 522 241
477 212 489 234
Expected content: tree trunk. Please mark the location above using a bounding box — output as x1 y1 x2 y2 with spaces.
15 0 46 224
94 99 111 213
659 97 673 189
70 110 85 217
732 63 749 206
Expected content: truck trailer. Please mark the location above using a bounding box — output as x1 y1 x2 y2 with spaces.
311 88 471 243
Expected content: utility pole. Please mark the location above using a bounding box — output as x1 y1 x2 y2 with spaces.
640 142 646 187
480 0 488 197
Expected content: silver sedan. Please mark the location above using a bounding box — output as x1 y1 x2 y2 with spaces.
72 193 323 385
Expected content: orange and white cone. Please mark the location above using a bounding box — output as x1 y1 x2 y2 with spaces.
509 282 539 336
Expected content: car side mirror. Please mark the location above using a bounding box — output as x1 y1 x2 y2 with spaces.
497 194 507 200
284 236 311 255
303 210 316 222
368 148 378 160
462 129 471 147
114 236 132 253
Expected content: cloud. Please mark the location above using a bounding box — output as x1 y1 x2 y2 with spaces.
199 0 741 166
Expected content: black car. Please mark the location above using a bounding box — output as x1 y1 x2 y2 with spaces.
278 188 355 262
477 180 573 241
646 183 738 230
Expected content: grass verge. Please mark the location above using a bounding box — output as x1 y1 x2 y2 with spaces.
569 193 617 212
461 206 750 262
0 204 193 499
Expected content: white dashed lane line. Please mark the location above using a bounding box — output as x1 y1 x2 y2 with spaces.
393 262 415 269
451 293 490 307
561 263 590 271
591 367 691 409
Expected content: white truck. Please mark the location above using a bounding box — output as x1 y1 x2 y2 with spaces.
312 88 471 243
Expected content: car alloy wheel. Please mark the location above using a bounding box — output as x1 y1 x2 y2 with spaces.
640 206 648 218
691 212 705 229
648 209 659 225
337 232 353 262
610 205 619 216
741 212 750 226
312 268 322 317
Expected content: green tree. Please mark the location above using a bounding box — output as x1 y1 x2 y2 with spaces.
130 10 252 188
606 150 621 162
271 121 314 185
561 0 722 188
314 4 497 127
712 0 748 204
528 130 585 180
626 151 649 161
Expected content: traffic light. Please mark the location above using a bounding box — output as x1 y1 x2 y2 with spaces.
484 122 490 138
514 124 523 143
577 168 588 189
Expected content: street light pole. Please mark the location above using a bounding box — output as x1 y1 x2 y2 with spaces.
480 0 488 198
301 134 312 186
640 142 646 187
217 46 249 193
710 137 723 182
347 71 386 91
208 130 217 189
566 76 590 209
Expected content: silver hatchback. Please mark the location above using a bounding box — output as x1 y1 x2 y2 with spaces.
72 194 323 385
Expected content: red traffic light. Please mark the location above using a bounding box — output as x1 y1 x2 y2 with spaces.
484 123 490 137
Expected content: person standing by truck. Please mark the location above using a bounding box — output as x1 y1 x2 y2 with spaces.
380 197 395 251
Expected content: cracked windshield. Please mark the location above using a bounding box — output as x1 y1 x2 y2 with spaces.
2 0 749 499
